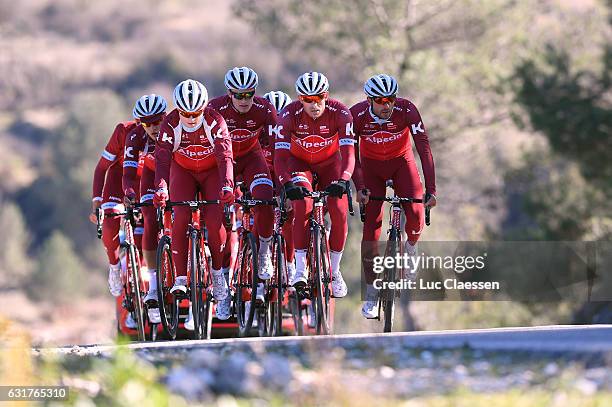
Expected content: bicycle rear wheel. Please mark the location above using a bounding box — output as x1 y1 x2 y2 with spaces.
382 228 400 333
127 243 146 341
156 235 179 340
237 232 258 337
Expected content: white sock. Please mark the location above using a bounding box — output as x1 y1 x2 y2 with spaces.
259 236 272 255
222 266 230 283
405 241 418 256
295 250 307 273
148 270 157 291
110 262 120 270
212 268 222 276
330 250 343 276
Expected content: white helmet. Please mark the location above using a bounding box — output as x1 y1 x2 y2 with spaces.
224 66 259 91
364 74 399 97
132 94 167 120
295 72 329 96
173 79 208 112
263 91 292 112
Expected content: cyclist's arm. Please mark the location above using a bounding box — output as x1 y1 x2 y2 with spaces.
338 107 355 182
352 136 366 191
273 111 293 185
408 104 436 195
122 127 145 193
154 120 174 187
261 100 278 148
92 123 124 200
211 113 235 192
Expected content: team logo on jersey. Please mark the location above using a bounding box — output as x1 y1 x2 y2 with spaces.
387 123 397 130
320 125 330 135
246 119 256 128
294 135 335 153
298 124 308 130
176 145 215 159
364 131 402 144
229 128 254 142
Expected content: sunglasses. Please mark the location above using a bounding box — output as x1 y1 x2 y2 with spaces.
178 109 204 119
141 118 163 128
372 95 397 105
299 93 327 104
230 90 255 100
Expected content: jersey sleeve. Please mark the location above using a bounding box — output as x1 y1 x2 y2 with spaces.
407 104 436 195
92 124 124 200
273 110 294 184
122 127 144 194
154 120 175 188
349 106 366 190
337 105 356 182
211 113 234 191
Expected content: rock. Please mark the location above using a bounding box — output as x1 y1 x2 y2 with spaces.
260 354 293 391
575 378 599 395
543 362 559 376
165 366 211 401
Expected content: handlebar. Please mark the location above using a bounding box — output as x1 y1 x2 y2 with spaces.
358 195 432 226
154 200 232 230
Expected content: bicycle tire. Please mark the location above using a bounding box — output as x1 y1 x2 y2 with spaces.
128 243 146 341
156 235 179 340
312 226 330 335
289 293 304 335
382 228 400 333
319 230 333 333
271 234 286 336
190 230 204 340
200 240 213 340
237 232 258 337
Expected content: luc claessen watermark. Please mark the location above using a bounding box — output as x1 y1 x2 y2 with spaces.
372 252 501 291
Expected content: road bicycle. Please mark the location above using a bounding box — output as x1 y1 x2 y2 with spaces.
156 199 229 340
359 181 431 332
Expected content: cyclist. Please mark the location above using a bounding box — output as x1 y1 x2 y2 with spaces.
122 94 167 321
274 72 355 298
208 67 277 319
90 117 142 299
263 90 296 283
153 79 234 329
351 74 437 319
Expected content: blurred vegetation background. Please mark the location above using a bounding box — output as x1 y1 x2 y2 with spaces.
0 0 609 344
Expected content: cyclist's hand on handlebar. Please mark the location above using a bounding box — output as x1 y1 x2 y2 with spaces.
325 180 347 198
425 192 437 208
153 180 169 208
283 181 308 201
357 188 370 205
90 199 102 224
123 187 137 206
219 187 235 204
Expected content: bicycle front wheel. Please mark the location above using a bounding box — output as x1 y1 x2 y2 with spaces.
271 234 286 336
156 235 179 340
190 230 204 340
127 243 146 341
237 232 258 337
382 228 400 333
312 226 330 335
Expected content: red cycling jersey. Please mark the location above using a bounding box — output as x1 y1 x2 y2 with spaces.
92 121 138 200
122 125 155 194
351 98 436 195
155 108 234 189
274 98 355 184
208 95 277 158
